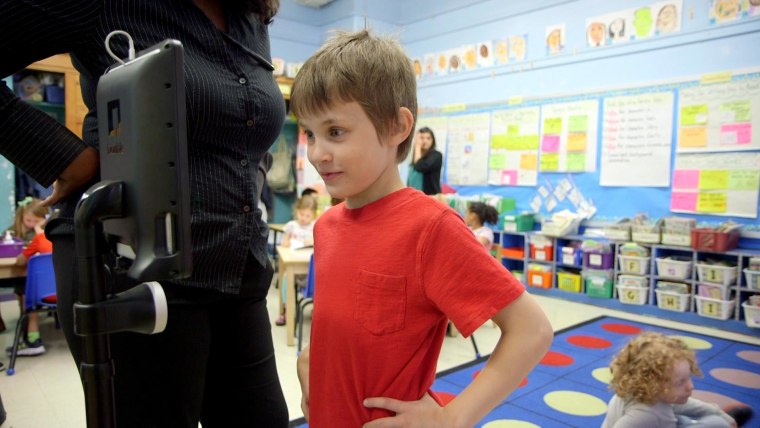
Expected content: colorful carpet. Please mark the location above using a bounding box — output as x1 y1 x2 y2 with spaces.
289 316 760 427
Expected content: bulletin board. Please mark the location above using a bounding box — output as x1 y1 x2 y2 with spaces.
421 68 760 221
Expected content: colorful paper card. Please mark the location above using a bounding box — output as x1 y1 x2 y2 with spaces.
698 170 729 190
567 133 587 151
670 192 698 211
672 170 700 189
696 192 727 212
540 153 559 171
679 127 708 147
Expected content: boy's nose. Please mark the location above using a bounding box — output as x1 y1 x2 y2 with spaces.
308 142 331 165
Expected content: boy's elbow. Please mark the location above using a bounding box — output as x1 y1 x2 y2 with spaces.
535 316 554 353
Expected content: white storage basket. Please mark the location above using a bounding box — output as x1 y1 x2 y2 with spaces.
617 274 648 288
618 255 650 275
743 269 760 291
616 285 649 305
742 302 760 328
655 289 691 312
697 283 732 301
656 257 692 280
695 295 735 320
696 263 737 286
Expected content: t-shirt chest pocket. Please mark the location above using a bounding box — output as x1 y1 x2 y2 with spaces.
353 270 407 335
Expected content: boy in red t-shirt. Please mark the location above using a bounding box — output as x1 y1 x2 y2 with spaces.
291 30 553 427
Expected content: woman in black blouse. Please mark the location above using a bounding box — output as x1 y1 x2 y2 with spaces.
411 126 443 195
0 0 288 425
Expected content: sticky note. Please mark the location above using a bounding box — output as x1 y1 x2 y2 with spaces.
540 153 559 171
522 135 540 150
680 105 708 126
719 100 751 122
491 135 508 149
678 127 707 148
520 153 538 170
501 170 518 185
489 153 507 169
670 192 698 211
442 103 466 112
729 169 760 190
699 170 729 190
508 96 523 105
568 115 588 133
566 153 586 171
567 133 587 151
700 71 732 85
541 135 560 152
543 117 562 134
696 192 727 213
672 170 700 189
507 124 520 136
720 123 752 145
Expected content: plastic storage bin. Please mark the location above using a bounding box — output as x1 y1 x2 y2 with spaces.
618 255 650 275
632 223 661 244
560 246 582 266
696 263 737 286
503 213 534 232
655 289 691 312
0 238 24 258
655 257 692 280
584 251 614 269
604 224 631 241
617 285 649 305
530 244 553 261
743 269 760 291
695 295 735 320
618 274 648 288
527 270 553 289
698 283 731 300
501 247 525 259
586 276 613 298
742 302 760 328
557 271 582 293
691 228 741 252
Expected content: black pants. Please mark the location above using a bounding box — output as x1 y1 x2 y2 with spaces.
51 235 288 428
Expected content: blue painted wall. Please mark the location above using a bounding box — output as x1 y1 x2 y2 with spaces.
271 0 760 227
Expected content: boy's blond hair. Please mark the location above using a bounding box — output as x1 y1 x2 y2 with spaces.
290 29 417 163
609 332 702 405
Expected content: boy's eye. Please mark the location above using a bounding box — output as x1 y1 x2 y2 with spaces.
329 128 344 137
304 130 315 141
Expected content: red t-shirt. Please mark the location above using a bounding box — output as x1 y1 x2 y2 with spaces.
308 188 524 427
22 233 53 259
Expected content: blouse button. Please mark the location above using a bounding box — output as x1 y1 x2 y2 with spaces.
246 119 254 127
239 77 247 85
240 159 248 167
243 205 251 213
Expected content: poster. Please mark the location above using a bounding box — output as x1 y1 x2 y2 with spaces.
539 100 600 172
545 24 565 55
677 76 760 152
489 107 540 186
445 113 491 185
670 152 760 218
600 92 675 186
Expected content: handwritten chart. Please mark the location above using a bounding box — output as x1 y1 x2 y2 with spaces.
600 92 674 186
446 113 491 185
539 100 599 172
677 76 760 153
489 107 540 186
670 152 760 218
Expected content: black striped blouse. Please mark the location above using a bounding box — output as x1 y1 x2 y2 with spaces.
0 0 286 293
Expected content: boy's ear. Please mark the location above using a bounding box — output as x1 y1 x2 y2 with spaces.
390 107 415 147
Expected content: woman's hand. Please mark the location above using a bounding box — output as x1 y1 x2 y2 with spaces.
42 147 99 206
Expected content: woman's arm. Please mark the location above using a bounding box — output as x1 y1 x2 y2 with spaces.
412 150 442 173
0 1 102 192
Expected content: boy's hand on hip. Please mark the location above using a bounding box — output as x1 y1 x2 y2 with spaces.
362 393 453 428
42 147 99 207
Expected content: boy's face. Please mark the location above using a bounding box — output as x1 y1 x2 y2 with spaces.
660 359 693 405
300 101 404 209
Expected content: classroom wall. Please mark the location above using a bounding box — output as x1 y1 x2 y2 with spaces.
401 0 760 227
270 0 760 229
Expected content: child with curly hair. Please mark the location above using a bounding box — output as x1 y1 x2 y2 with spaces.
465 202 499 250
602 332 752 428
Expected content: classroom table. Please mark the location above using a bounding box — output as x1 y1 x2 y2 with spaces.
276 245 312 347
0 257 25 280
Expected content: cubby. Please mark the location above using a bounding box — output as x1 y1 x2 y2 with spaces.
496 230 760 334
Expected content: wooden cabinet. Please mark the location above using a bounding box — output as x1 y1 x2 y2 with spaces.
26 54 88 138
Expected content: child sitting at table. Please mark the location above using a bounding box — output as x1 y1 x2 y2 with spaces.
3 198 50 356
275 195 317 326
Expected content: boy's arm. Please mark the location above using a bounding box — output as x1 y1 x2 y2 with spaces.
297 345 310 420
364 292 553 428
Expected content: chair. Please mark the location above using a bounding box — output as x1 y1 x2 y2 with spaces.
294 254 315 355
7 253 57 376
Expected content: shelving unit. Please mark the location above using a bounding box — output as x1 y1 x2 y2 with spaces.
495 230 760 335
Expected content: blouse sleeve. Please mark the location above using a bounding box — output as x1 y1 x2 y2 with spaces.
0 0 102 186
412 150 442 173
